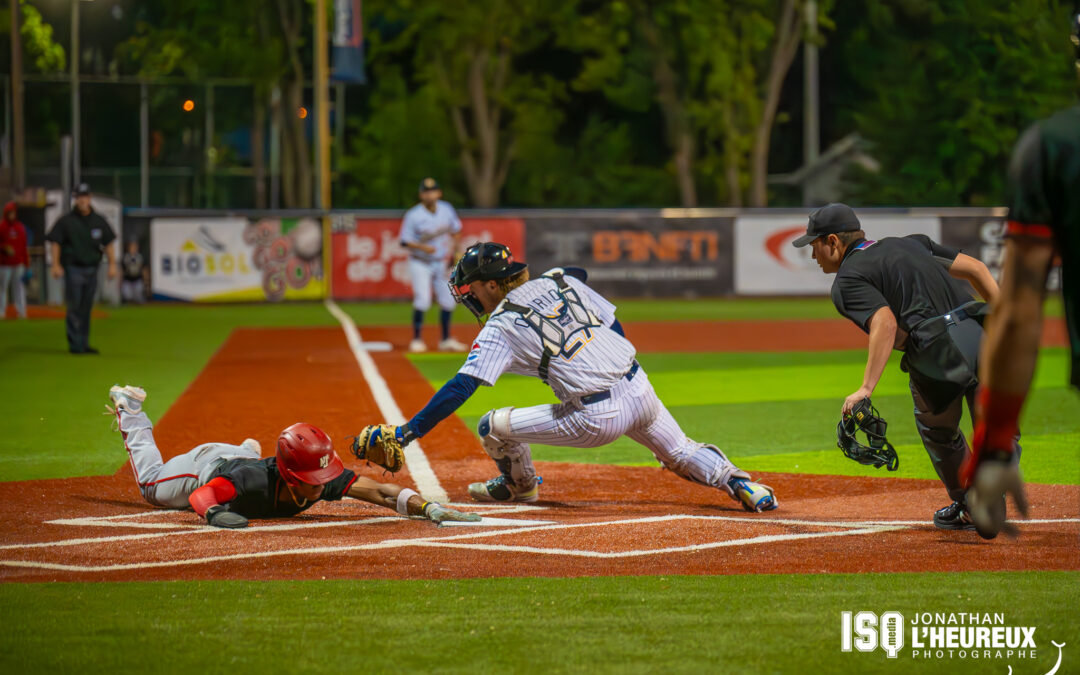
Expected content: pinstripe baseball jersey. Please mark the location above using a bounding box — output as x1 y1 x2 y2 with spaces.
399 200 462 262
458 272 636 400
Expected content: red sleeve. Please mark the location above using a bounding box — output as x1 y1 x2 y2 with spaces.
189 477 238 516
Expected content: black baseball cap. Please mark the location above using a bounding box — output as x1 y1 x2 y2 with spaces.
418 177 440 192
791 203 862 248
74 182 92 196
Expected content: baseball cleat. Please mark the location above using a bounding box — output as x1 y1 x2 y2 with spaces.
408 338 428 353
728 478 778 512
967 460 1028 540
437 337 469 352
240 438 262 456
108 385 147 414
932 501 976 531
467 475 540 503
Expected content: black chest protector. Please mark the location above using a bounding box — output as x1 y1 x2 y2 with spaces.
495 270 604 383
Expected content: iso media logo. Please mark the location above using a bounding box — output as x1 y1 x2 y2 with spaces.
841 611 904 658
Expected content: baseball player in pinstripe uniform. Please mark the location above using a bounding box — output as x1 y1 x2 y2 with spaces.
355 242 777 511
400 177 468 353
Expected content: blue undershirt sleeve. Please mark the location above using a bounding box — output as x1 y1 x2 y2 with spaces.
610 318 625 337
406 373 481 438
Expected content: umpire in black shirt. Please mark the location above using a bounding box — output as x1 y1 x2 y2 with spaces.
46 183 117 354
793 203 1019 531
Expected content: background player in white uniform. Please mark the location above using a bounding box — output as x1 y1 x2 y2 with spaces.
355 242 777 511
399 177 467 353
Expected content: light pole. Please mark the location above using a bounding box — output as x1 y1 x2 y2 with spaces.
71 0 81 186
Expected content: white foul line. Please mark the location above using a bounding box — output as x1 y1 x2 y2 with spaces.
324 298 448 502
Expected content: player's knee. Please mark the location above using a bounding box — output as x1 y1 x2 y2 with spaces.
478 407 514 458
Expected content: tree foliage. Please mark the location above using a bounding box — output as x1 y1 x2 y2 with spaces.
841 0 1076 206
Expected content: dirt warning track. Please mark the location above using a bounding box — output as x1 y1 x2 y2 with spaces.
0 323 1076 583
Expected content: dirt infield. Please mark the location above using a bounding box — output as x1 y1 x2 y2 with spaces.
1 321 1076 583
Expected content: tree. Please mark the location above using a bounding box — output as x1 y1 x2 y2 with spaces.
572 0 828 207
368 0 569 207
118 0 313 207
838 0 1075 206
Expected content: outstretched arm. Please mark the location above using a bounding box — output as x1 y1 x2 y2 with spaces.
843 306 897 414
949 253 1000 304
346 476 479 524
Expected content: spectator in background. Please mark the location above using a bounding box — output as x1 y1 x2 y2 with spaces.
0 201 29 319
47 183 117 355
121 240 146 304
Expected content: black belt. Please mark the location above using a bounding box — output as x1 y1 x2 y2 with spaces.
580 361 639 405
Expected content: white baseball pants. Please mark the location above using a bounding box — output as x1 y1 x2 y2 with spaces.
409 258 456 312
116 409 261 509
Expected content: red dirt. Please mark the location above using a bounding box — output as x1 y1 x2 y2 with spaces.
1 323 1076 583
4 305 108 320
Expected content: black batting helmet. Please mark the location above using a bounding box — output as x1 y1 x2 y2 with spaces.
450 242 527 286
449 242 528 319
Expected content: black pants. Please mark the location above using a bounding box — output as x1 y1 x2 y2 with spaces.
64 264 99 352
907 316 1021 502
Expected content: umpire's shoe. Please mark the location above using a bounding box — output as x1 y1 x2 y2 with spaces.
933 501 976 530
468 475 539 503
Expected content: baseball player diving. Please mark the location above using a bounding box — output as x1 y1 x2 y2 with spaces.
400 177 468 353
107 385 479 528
352 242 778 512
793 203 1018 532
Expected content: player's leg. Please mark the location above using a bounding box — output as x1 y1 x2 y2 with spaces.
408 259 433 352
108 385 192 507
468 400 619 502
12 264 26 318
624 374 777 511
434 262 466 351
910 380 979 529
0 266 11 318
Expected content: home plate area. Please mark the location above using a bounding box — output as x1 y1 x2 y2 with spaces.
1 501 901 577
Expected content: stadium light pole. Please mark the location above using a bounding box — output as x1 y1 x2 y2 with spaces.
314 0 331 210
10 0 26 191
803 0 819 206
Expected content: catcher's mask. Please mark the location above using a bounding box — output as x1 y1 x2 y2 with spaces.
449 242 528 320
276 423 344 487
837 398 900 471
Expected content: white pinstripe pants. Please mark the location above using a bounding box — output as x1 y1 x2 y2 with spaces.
497 368 744 492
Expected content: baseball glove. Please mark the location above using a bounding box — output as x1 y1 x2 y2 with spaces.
837 398 900 471
349 424 406 473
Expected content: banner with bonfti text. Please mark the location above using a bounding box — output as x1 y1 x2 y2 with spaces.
330 215 525 300
151 217 325 302
523 216 734 297
734 215 941 295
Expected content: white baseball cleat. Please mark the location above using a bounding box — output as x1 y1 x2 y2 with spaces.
438 337 469 352
408 338 428 353
108 385 147 414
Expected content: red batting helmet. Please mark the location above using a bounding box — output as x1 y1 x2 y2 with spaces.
276 423 344 487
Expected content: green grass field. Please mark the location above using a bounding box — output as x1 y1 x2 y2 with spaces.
1 298 1076 673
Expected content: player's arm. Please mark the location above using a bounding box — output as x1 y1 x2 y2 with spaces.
189 477 248 529
948 253 999 304
398 212 435 254
397 372 482 442
976 236 1055 437
346 476 480 524
843 306 896 414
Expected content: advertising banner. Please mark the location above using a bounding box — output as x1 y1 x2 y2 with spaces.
734 215 942 295
524 216 734 297
941 215 1061 290
151 217 325 302
330 216 525 300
